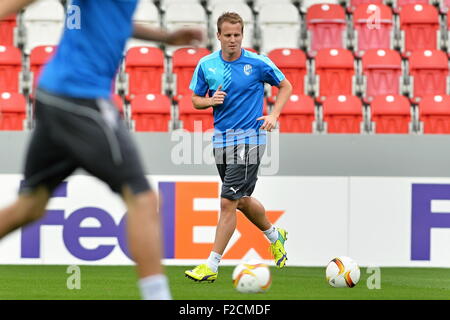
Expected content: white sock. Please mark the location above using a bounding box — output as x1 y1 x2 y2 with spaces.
263 225 279 244
138 274 172 300
207 251 222 273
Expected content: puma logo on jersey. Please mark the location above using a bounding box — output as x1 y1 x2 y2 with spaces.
208 68 217 74
230 187 240 194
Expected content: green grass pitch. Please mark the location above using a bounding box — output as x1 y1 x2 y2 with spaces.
0 265 449 300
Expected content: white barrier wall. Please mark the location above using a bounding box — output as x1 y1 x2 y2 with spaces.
0 174 449 267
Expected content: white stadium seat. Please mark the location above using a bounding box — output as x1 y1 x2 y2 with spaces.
126 0 161 49
22 0 65 53
258 3 301 54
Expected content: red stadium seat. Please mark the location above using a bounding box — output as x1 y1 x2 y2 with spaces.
394 0 429 12
399 4 440 55
278 94 316 133
178 94 214 132
353 4 394 57
125 46 165 100
306 4 347 56
370 94 411 133
361 49 403 101
0 92 26 130
130 93 171 132
172 47 210 102
322 95 363 133
408 49 449 101
30 45 56 93
314 48 355 98
419 94 450 133
0 15 16 46
267 48 307 101
0 45 21 93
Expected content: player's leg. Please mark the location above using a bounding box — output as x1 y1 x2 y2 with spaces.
237 196 271 231
0 186 50 238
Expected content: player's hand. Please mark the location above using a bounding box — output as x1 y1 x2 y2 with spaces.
211 85 227 106
166 28 205 46
257 114 278 132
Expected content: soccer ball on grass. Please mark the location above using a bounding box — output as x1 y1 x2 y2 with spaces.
232 259 272 293
326 256 360 288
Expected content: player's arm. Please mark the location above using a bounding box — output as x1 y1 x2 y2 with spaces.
133 24 204 46
192 85 227 110
0 0 36 19
257 79 292 132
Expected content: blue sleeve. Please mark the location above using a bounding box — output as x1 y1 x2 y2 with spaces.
259 55 285 87
189 63 209 96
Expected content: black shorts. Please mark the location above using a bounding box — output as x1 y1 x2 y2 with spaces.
20 88 151 195
214 144 265 200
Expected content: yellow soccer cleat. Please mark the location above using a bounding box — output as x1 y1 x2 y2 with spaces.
185 264 218 283
269 228 288 268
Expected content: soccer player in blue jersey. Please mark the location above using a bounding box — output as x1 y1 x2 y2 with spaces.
0 0 204 299
185 12 292 282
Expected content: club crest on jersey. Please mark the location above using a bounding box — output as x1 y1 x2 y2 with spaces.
243 64 252 76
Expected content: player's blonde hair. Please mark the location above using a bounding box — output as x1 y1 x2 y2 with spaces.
217 12 244 34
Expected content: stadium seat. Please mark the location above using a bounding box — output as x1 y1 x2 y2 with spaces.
408 49 449 101
392 0 430 12
178 94 214 132
267 48 308 101
160 0 201 11
313 48 356 99
301 0 340 13
306 4 347 56
418 94 450 133
29 45 56 94
130 93 172 132
0 92 26 130
210 3 254 51
321 95 363 133
353 4 395 57
0 45 22 93
253 0 293 11
278 94 316 133
0 14 16 46
370 94 412 133
207 0 248 12
399 4 440 55
360 49 403 101
258 3 301 54
126 0 160 49
125 46 165 100
171 47 210 102
164 3 208 56
440 0 450 13
22 0 65 53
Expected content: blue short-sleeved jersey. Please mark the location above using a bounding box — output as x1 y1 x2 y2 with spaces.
38 0 138 99
189 49 285 147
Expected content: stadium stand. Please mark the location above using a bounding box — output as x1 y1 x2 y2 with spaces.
360 49 404 101
124 46 165 100
267 48 308 101
418 94 450 133
171 47 210 102
0 92 27 130
22 0 65 53
352 4 395 57
278 94 316 133
306 4 348 56
0 45 22 93
258 3 301 54
130 93 172 132
0 14 16 47
313 48 356 99
321 95 364 133
177 94 214 132
370 94 412 133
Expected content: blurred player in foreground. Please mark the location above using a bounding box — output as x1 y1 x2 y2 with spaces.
185 12 292 282
0 0 204 300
